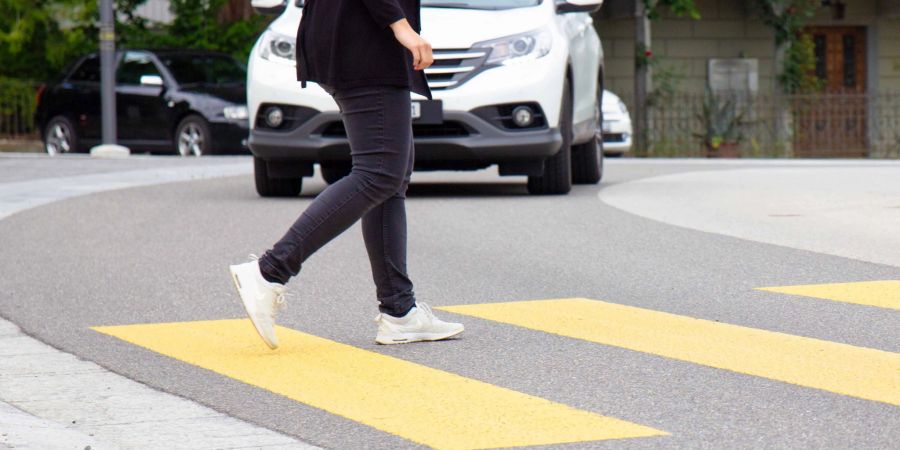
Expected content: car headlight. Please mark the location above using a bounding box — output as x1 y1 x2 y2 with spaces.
259 30 296 66
224 105 249 120
475 28 553 66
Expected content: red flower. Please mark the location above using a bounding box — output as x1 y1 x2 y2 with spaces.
645 50 653 58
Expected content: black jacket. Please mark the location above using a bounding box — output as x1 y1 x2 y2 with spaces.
296 0 432 99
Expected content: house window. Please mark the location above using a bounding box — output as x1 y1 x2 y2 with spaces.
814 35 827 81
842 34 856 88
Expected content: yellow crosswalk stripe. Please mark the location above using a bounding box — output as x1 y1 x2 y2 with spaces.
757 280 900 311
438 299 900 407
92 319 666 449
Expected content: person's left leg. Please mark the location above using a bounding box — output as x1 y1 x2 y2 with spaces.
360 103 464 345
361 132 416 318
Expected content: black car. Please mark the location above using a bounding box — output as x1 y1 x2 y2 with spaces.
35 49 250 156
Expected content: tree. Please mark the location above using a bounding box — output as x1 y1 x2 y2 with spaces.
116 0 268 63
0 0 266 82
0 0 98 80
750 0 820 94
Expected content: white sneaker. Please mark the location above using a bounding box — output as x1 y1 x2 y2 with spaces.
375 303 464 345
229 257 286 349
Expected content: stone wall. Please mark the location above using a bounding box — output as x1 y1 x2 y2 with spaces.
595 0 900 106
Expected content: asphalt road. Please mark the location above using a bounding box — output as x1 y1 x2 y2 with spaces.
1 157 898 449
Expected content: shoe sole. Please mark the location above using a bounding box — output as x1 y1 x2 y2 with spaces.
375 327 465 345
229 266 279 350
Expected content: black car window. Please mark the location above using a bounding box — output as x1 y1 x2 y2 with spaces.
117 52 163 85
160 54 246 86
69 56 101 83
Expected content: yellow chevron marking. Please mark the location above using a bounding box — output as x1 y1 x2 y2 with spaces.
439 298 900 406
92 319 665 449
757 280 900 311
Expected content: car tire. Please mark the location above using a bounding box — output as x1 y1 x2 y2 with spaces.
175 115 211 157
44 116 79 155
527 78 573 195
571 134 604 184
321 162 351 185
572 89 604 185
254 156 303 197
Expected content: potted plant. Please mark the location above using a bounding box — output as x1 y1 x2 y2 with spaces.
695 89 747 158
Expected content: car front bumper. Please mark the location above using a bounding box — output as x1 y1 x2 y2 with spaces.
601 117 633 154
250 110 562 170
208 120 250 154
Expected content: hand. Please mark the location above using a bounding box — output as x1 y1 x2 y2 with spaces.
389 19 434 71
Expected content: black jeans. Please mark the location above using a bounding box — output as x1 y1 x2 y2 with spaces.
258 85 416 317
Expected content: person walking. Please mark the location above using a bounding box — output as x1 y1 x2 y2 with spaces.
229 0 464 349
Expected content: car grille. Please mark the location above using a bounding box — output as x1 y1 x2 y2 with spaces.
603 133 627 143
425 48 489 91
321 121 472 138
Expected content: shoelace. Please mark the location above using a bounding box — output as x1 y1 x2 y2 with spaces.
374 302 434 323
416 302 435 320
249 254 288 311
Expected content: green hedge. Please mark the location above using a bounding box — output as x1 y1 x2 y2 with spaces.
0 78 39 138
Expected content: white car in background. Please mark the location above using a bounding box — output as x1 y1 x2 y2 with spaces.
248 0 606 196
601 89 632 156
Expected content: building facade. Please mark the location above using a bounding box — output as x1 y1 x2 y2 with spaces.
597 0 900 96
595 0 900 157
133 0 174 24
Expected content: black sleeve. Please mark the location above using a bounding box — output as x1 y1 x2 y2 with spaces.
359 0 407 28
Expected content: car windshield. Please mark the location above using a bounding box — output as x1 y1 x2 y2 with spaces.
159 54 246 86
422 0 540 9
294 0 540 9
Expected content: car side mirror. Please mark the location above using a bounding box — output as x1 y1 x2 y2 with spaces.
252 0 287 15
140 75 164 87
555 0 604 14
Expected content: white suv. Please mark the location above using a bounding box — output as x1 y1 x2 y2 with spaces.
248 0 605 196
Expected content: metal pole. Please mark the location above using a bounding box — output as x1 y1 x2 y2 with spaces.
99 0 116 145
634 0 651 157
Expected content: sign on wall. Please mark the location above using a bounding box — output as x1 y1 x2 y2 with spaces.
708 59 759 95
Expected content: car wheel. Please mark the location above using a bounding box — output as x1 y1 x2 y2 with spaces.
321 162 351 185
254 156 302 197
44 116 78 155
572 90 604 184
571 133 604 184
175 115 210 157
527 78 573 195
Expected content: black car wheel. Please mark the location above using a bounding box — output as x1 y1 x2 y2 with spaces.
572 89 604 185
44 116 78 155
321 162 351 185
527 78 573 195
254 156 303 197
176 115 210 157
571 133 604 184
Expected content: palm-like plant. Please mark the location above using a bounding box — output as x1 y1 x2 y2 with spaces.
695 88 747 151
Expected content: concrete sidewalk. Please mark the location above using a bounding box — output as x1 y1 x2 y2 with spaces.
599 160 900 268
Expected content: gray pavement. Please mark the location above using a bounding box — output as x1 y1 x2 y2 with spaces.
0 153 316 450
0 154 898 448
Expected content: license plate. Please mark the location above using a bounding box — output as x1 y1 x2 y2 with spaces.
411 102 422 119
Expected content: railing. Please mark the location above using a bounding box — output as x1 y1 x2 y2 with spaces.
626 91 900 158
0 79 40 141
